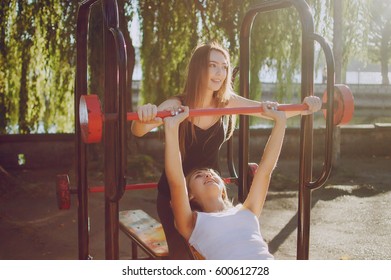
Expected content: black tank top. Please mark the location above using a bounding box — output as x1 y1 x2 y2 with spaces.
157 117 228 198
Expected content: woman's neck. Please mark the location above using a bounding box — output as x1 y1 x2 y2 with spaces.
199 89 215 108
201 197 226 213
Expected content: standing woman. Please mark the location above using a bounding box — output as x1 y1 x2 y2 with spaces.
131 41 321 259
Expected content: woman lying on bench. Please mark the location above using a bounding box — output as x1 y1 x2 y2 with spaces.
163 101 305 259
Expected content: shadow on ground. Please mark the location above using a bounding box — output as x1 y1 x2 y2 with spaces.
0 156 390 260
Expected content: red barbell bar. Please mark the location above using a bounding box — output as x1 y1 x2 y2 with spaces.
56 174 160 210
79 84 354 143
56 174 239 210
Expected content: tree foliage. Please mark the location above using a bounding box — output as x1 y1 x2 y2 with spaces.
339 0 369 83
367 0 391 84
1 0 390 134
138 0 340 104
0 0 78 134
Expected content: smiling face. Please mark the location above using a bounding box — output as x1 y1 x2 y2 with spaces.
206 50 228 93
182 42 233 111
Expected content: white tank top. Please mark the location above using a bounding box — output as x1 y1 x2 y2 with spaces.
188 205 274 260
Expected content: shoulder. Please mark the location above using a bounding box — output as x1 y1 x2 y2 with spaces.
182 211 198 241
157 96 182 110
226 92 245 107
226 92 261 108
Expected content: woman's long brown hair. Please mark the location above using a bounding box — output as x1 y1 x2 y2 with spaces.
178 41 235 159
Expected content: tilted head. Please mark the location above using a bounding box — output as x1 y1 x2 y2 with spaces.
185 168 233 212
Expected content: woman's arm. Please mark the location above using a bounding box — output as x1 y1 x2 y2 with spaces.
227 93 322 119
131 98 182 137
163 106 194 240
242 102 287 217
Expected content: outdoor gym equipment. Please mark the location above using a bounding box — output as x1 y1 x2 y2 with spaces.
239 0 354 260
79 85 354 143
56 174 156 210
71 0 354 260
56 171 250 210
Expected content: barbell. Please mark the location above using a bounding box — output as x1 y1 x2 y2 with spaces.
56 174 159 210
79 84 354 144
56 173 242 210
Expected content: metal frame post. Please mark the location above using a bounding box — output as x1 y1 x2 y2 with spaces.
239 0 335 260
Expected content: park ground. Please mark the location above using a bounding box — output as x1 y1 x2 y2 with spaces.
0 155 390 260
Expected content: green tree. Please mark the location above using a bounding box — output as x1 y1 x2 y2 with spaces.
0 0 77 134
0 0 14 133
137 0 336 106
1 0 385 135
367 0 391 85
139 0 198 105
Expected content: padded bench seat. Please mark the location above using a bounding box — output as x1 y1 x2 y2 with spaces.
119 209 169 259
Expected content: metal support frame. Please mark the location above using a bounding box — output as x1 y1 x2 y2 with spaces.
238 0 336 260
75 0 127 260
75 0 337 261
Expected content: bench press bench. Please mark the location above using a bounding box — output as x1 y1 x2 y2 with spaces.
119 209 204 260
119 209 169 259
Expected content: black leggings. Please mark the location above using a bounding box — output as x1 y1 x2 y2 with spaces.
157 192 192 260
